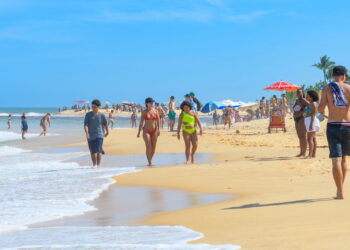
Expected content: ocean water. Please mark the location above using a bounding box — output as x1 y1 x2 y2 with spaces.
0 126 240 249
0 107 213 132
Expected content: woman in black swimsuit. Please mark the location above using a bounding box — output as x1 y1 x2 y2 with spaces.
293 89 308 157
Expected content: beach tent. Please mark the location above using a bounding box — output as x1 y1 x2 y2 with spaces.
220 99 257 107
264 81 300 92
201 101 222 113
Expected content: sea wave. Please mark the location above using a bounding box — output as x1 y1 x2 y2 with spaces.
0 226 239 249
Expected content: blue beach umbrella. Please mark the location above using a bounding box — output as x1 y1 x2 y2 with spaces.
218 105 240 110
201 102 221 113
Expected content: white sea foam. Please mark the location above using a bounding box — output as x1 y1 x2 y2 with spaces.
0 146 133 233
0 112 47 117
0 146 240 249
0 130 57 142
0 226 239 249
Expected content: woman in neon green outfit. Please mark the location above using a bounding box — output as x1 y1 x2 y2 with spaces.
177 100 203 164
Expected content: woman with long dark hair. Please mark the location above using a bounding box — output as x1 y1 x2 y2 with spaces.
137 98 160 166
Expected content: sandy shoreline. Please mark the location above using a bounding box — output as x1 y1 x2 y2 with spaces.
80 117 350 250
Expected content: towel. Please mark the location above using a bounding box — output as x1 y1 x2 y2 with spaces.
329 81 348 108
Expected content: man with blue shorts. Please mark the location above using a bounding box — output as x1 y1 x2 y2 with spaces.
319 66 350 199
84 99 109 167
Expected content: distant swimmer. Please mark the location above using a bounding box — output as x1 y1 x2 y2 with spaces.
7 114 11 130
108 110 115 129
84 99 109 168
21 113 28 140
177 100 203 164
137 97 160 166
131 106 137 128
168 96 176 132
39 113 51 136
319 66 350 199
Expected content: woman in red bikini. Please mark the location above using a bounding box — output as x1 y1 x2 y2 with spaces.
137 97 160 166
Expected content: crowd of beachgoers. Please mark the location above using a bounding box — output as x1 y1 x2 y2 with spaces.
4 66 350 200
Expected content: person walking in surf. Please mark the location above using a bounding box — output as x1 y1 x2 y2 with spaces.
137 98 160 166
177 100 203 164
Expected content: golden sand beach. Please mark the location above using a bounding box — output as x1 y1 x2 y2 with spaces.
75 116 350 249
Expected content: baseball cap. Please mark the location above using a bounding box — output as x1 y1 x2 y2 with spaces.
332 66 348 76
189 92 195 96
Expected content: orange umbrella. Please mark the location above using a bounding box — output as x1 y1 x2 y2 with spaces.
264 81 300 92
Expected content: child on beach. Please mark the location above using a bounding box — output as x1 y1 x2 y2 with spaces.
84 99 109 168
304 90 320 159
21 114 28 140
177 100 203 164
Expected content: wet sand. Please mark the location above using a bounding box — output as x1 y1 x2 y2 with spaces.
33 184 232 228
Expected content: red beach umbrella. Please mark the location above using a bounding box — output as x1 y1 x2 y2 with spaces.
264 81 300 92
75 100 90 104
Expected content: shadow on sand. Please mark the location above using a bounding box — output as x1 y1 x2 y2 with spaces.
222 198 334 210
250 156 294 162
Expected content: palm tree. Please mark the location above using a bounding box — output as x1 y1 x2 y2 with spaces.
313 55 335 83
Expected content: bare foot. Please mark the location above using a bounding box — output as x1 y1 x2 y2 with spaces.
298 155 306 159
335 191 344 200
304 156 313 159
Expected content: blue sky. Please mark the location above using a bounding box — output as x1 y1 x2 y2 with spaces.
1 0 349 107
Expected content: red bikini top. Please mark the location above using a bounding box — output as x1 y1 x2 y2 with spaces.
145 112 158 120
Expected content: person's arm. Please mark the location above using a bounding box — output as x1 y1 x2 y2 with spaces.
84 114 90 140
309 102 316 130
137 112 145 138
48 117 51 127
156 110 161 136
318 86 328 114
194 113 203 135
177 113 183 140
102 115 109 137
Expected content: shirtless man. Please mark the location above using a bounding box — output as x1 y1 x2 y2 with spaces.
259 97 265 118
319 66 350 199
108 110 115 129
168 96 176 131
281 94 288 117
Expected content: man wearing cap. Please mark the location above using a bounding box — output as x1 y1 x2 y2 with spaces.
319 66 350 199
189 92 202 112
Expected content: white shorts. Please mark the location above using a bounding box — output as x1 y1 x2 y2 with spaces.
304 116 320 133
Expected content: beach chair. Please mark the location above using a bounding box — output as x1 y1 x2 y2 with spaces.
268 114 286 133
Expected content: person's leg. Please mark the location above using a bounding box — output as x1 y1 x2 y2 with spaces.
43 125 47 136
182 132 191 164
190 133 198 164
296 120 307 157
307 132 315 158
143 131 153 166
312 136 317 157
332 157 344 199
96 153 102 167
91 153 97 166
150 132 158 164
341 156 347 184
